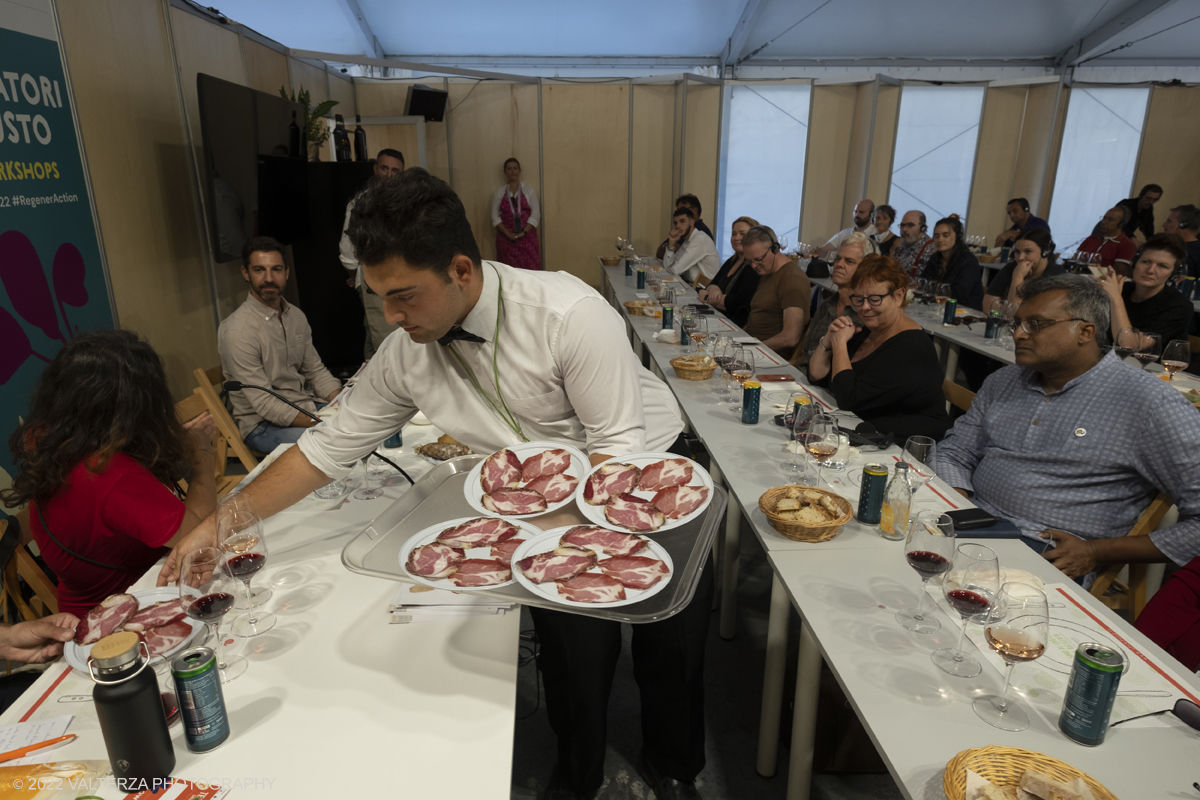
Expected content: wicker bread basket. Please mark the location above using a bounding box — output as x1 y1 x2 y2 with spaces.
623 300 661 318
758 485 853 542
600 256 622 266
669 356 717 381
943 746 1117 800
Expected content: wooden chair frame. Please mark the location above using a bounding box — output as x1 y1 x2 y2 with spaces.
192 367 259 474
942 379 975 413
175 391 240 496
1089 492 1173 620
0 515 59 623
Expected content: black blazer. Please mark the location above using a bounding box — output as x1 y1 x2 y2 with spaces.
922 248 984 310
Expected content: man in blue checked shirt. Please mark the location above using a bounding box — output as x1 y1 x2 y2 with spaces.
934 274 1200 579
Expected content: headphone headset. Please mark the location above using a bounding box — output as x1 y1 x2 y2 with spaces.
917 212 927 233
747 226 780 253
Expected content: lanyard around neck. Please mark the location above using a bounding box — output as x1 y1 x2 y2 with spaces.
447 271 529 442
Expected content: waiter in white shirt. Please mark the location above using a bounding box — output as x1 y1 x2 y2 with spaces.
162 169 712 800
663 206 720 286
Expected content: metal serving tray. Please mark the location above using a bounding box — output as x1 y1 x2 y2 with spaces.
342 455 724 623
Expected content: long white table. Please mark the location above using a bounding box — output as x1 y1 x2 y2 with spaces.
0 425 520 798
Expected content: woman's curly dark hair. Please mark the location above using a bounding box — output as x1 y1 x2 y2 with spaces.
1 330 192 509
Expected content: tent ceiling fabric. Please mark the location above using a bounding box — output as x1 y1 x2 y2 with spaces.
204 0 1200 66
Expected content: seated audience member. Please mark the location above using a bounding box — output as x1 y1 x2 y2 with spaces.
994 197 1050 248
814 199 875 257
808 255 949 441
1163 203 1200 278
220 237 343 453
1079 207 1137 273
1117 183 1163 241
983 229 1065 310
872 204 898 257
698 215 760 327
922 216 984 309
798 232 877 368
662 206 720 285
933 274 1200 579
655 194 712 259
892 210 935 278
1 331 218 616
742 226 811 355
1136 557 1200 672
1096 233 1193 348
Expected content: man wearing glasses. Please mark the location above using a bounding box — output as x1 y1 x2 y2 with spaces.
934 274 1200 581
741 226 811 356
892 210 935 278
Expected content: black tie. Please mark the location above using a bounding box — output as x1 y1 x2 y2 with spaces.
438 326 486 346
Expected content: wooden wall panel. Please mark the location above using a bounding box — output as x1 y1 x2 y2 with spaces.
361 124 421 167
328 74 356 119
1039 86 1069 223
673 81 684 199
542 84 629 286
243 39 289 96
866 83 900 205
289 59 329 102
632 84 676 255
1134 86 1200 213
1012 81 1063 217
354 81 407 116
800 84 856 243
967 85 1026 242
57 0 217 399
841 82 874 222
682 82 720 234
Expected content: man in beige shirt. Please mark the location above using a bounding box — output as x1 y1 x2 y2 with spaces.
742 226 811 356
219 237 342 452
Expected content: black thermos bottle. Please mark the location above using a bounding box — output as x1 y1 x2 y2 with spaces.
91 632 175 783
353 114 368 162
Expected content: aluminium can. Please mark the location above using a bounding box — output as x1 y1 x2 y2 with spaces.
662 303 674 330
741 381 761 425
624 258 633 276
1058 642 1123 746
636 269 646 290
942 298 958 326
171 646 230 753
983 311 1001 339
384 430 403 448
856 463 889 525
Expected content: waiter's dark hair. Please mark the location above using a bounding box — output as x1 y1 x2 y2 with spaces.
675 193 701 215
347 168 481 278
241 236 285 268
672 206 695 221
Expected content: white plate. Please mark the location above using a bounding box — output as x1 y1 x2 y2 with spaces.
574 452 714 533
510 527 674 609
64 587 205 674
397 516 544 590
464 441 590 519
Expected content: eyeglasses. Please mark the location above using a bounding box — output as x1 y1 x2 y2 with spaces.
848 293 894 308
1013 317 1086 334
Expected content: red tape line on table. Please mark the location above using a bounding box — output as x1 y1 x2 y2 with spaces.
19 665 71 722
890 456 959 509
755 346 780 366
1055 587 1199 705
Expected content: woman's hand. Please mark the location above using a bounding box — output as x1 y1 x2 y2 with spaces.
1012 255 1035 282
182 412 217 454
701 285 725 306
1095 266 1124 303
825 315 859 348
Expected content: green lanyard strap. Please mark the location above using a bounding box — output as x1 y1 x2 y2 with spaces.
448 272 529 442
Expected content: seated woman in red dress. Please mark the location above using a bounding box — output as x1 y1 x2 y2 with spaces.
1 331 218 617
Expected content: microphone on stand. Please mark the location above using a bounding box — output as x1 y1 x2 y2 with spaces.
224 380 414 485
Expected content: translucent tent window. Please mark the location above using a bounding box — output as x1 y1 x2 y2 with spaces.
1048 87 1150 252
889 86 985 230
718 84 811 261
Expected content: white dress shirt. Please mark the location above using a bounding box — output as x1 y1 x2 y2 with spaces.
298 261 683 478
662 229 720 284
824 224 877 251
338 198 363 288
490 182 541 229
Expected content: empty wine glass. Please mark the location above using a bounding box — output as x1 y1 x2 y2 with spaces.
897 511 956 634
1134 332 1162 370
218 513 277 637
1113 327 1139 361
783 395 817 478
354 455 384 500
721 344 746 405
679 306 699 354
932 542 1000 678
1162 339 1190 380
973 584 1049 731
179 546 247 682
900 436 936 497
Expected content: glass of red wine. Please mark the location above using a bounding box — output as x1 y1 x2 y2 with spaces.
931 542 999 678
973 583 1049 731
218 500 272 609
179 546 247 682
896 511 956 634
218 515 277 638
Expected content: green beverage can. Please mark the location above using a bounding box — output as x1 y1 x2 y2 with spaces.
942 298 958 326
1058 643 1123 746
172 646 230 753
856 463 889 525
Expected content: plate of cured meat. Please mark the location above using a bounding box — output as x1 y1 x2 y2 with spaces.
510 526 673 609
399 516 544 590
575 453 714 533
464 441 590 518
64 588 206 673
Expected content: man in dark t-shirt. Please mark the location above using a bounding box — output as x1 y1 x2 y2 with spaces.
1117 183 1164 241
1163 204 1200 278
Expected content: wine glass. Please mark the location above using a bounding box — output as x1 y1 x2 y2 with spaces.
616 236 627 253
900 436 936 497
689 315 710 353
217 506 272 609
932 542 1000 678
778 235 789 253
1113 328 1139 361
935 283 952 317
679 306 699 354
1162 339 1190 380
179 546 247 682
354 455 384 500
1134 332 1162 371
973 584 1049 731
783 396 817 478
897 511 956 634
219 515 277 637
801 413 840 488
711 337 732 397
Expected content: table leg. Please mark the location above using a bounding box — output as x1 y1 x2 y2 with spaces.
943 342 960 382
718 494 741 640
755 573 791 776
786 621 822 800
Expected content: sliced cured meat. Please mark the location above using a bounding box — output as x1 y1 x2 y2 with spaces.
604 493 666 532
483 488 548 516
582 463 642 506
637 458 693 492
435 517 520 549
406 543 466 579
489 538 527 567
651 485 710 520
515 546 597 584
481 448 523 493
448 559 512 587
598 556 670 590
559 526 648 557
77 593 139 645
142 619 193 658
523 472 579 503
555 573 626 604
122 598 187 633
520 449 572 482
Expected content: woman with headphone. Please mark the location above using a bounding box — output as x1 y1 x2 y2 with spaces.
921 215 985 309
982 229 1064 310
